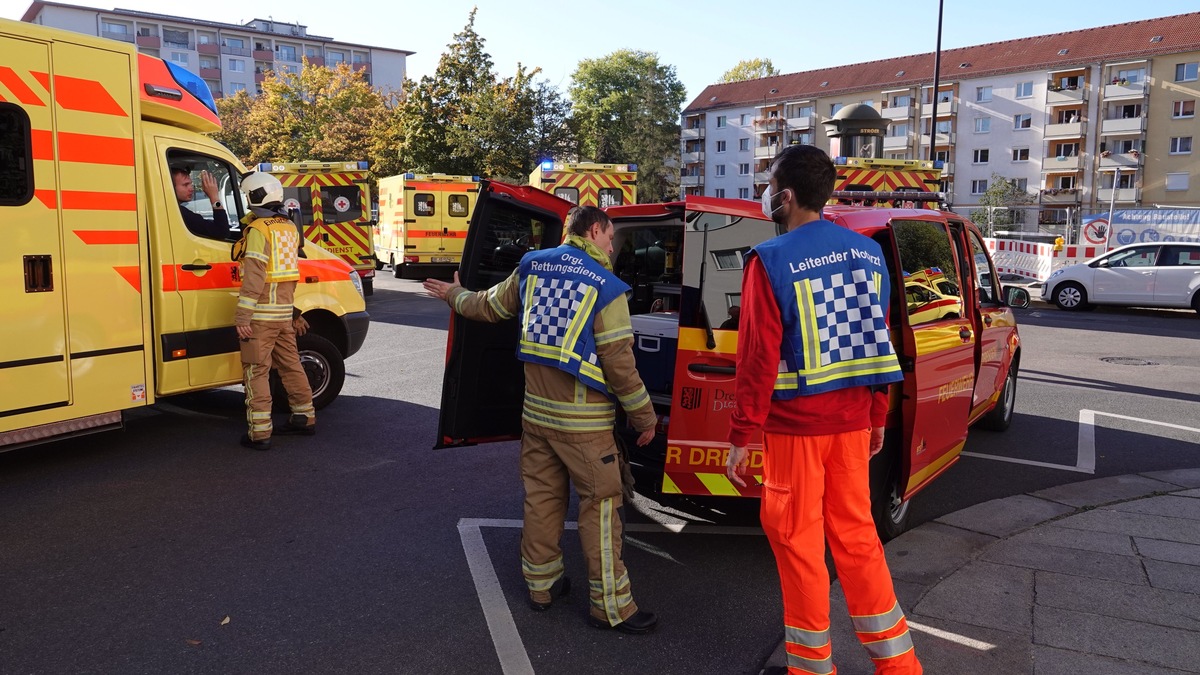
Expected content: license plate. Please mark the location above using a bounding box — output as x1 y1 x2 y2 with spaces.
431 257 453 263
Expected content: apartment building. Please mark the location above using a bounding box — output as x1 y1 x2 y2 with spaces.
682 12 1200 225
20 1 411 99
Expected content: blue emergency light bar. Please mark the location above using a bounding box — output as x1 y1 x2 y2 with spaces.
358 161 369 170
404 172 415 179
257 162 271 172
541 161 554 170
628 164 638 171
163 61 217 115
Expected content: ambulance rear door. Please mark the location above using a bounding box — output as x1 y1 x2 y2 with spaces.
440 180 476 264
320 172 373 271
435 181 570 447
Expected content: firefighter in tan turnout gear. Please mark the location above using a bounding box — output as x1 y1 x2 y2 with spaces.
233 172 316 450
424 206 659 634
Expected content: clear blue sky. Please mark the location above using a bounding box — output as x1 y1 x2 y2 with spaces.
6 0 1199 103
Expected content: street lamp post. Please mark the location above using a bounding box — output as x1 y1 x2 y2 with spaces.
929 0 944 162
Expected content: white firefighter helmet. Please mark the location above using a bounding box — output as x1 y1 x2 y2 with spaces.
241 171 284 208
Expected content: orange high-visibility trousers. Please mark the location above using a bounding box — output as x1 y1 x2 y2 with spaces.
761 429 921 675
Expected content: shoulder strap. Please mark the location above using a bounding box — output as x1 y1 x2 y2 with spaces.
231 220 270 262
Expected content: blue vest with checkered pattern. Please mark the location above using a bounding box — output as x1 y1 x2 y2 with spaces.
516 244 631 395
751 220 903 399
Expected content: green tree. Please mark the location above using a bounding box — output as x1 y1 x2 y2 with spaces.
719 58 780 83
212 90 255 163
969 172 1038 236
570 50 686 202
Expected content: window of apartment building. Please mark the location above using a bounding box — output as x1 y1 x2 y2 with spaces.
831 103 844 115
170 52 188 66
975 86 992 102
888 153 911 160
739 138 750 151
229 82 246 94
791 132 814 145
715 165 726 177
715 140 727 153
797 105 814 117
934 120 951 134
739 113 750 125
229 59 245 72
1012 147 1029 161
1117 67 1146 83
283 64 300 75
1013 113 1032 129
1015 81 1033 98
1056 109 1081 124
198 34 213 45
1173 100 1196 118
716 115 727 128
224 37 245 49
1010 178 1028 192
891 94 911 107
738 188 750 199
199 58 216 69
1165 173 1189 191
1055 175 1076 189
1113 103 1143 119
934 150 950 163
1058 75 1082 89
101 21 128 34
277 45 298 62
714 188 726 198
890 123 909 137
971 179 988 194
1101 172 1134 189
353 53 367 64
973 149 989 164
1174 62 1198 82
1054 142 1079 157
738 163 750 176
974 117 990 133
327 51 345 64
1106 138 1142 154
1170 136 1193 154
861 99 875 108
163 29 189 48
305 47 321 59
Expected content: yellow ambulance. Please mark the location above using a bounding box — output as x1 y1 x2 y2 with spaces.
0 18 369 450
373 173 479 278
259 161 377 296
527 161 637 207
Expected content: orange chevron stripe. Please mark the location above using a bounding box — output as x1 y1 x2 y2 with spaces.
0 66 45 106
73 229 139 245
31 71 127 117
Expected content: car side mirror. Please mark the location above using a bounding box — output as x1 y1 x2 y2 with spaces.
1005 286 1031 308
1093 259 1109 268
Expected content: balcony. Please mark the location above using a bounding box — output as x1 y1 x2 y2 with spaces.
681 151 705 163
754 145 780 159
254 71 268 83
1096 187 1139 202
919 132 955 146
882 105 913 121
920 101 956 117
198 42 220 55
1104 82 1146 100
681 127 706 140
680 175 704 187
1046 87 1086 104
305 55 325 67
1042 155 1081 171
1040 187 1082 204
1099 152 1140 168
1101 117 1145 135
222 45 251 57
786 114 816 129
753 171 771 183
1046 121 1085 139
754 118 786 134
253 49 274 61
101 30 135 43
941 162 954 175
352 61 371 73
136 34 160 48
883 135 910 151
199 67 221 80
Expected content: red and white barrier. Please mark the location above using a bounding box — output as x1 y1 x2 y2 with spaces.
982 239 1106 281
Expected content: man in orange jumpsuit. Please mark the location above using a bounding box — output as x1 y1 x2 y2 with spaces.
726 145 921 674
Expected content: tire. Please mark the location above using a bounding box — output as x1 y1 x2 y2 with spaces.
361 276 373 297
979 359 1017 431
374 257 384 271
1192 292 1200 316
870 449 910 543
270 332 345 412
1052 281 1089 311
391 255 403 279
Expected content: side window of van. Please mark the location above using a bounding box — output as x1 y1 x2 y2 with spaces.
414 193 435 216
448 195 469 217
166 151 239 240
892 220 965 325
0 104 34 206
554 187 579 204
968 230 1000 304
679 213 775 331
475 200 559 289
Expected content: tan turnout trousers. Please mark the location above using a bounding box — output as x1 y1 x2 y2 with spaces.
241 320 314 440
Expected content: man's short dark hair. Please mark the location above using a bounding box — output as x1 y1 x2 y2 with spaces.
170 166 190 180
770 145 836 212
566 205 612 237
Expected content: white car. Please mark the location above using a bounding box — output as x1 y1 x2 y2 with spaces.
1041 242 1200 313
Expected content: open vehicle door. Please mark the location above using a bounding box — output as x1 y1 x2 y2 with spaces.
435 181 571 447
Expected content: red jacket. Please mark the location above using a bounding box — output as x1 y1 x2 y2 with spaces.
727 256 888 448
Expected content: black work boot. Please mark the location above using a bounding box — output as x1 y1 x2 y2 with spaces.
588 610 658 635
276 415 315 436
528 576 571 611
240 434 271 451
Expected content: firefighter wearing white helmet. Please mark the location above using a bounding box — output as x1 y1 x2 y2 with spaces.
232 171 315 450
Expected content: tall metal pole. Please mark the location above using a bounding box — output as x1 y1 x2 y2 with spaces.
929 0 944 161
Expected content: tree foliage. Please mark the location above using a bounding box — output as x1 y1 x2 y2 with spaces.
719 58 780 83
570 50 687 202
969 172 1038 236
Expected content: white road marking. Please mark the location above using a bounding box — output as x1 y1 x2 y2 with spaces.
457 517 763 674
346 346 442 367
964 409 1200 474
907 620 996 651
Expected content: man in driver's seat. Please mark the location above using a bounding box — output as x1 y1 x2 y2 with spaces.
173 167 231 239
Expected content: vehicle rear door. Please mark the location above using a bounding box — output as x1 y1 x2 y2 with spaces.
1092 245 1158 303
885 218 975 499
1153 245 1200 306
435 182 570 447
320 174 372 272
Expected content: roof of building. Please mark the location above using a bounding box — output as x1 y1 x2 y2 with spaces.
684 12 1200 114
20 1 415 55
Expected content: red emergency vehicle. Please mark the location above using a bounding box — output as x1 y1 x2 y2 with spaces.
435 181 1030 539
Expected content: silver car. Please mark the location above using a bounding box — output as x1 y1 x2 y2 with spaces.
1041 242 1200 313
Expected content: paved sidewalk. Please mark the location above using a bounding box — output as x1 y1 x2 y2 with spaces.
762 468 1200 674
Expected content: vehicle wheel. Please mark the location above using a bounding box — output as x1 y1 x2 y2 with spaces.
374 257 384 271
1192 292 1200 316
870 451 910 542
362 276 373 297
979 359 1017 431
391 256 404 279
1052 282 1088 311
271 332 345 412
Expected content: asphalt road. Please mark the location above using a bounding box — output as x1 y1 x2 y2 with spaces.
1 279 1197 675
